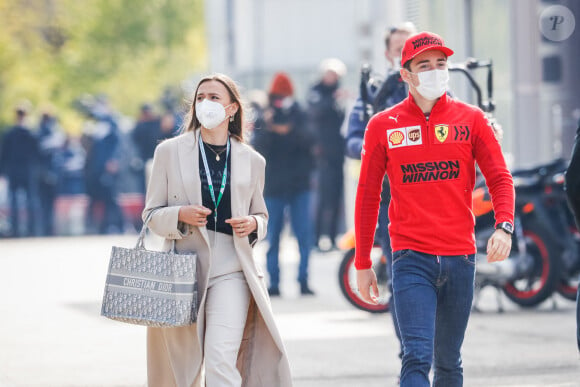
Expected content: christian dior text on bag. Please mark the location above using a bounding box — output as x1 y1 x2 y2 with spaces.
101 210 198 327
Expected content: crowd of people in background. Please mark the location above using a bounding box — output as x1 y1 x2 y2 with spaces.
0 92 183 237
0 62 350 244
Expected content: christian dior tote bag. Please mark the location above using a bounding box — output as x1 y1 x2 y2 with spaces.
101 210 198 327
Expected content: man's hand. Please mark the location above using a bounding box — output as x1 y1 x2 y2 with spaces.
356 268 379 304
487 229 512 262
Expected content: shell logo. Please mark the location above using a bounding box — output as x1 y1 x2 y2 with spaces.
388 130 405 145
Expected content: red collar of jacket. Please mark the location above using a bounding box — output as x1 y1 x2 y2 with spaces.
404 91 450 115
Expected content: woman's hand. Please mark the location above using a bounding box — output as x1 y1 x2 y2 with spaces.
226 216 257 238
178 205 212 227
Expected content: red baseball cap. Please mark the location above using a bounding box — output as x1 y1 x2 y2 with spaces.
401 31 454 66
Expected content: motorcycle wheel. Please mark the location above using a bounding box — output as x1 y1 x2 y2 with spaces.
338 247 390 313
557 279 578 301
503 226 560 307
556 227 580 301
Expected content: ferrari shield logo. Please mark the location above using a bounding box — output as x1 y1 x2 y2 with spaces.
434 125 449 143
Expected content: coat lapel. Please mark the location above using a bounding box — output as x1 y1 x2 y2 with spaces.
230 138 250 218
178 130 210 246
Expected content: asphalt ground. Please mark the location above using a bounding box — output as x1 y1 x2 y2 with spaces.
0 233 579 386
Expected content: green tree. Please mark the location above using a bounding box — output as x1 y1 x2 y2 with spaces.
0 0 206 133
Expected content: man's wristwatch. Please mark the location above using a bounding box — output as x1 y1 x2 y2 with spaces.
496 221 514 235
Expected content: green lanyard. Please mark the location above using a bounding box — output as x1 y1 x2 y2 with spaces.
198 132 230 224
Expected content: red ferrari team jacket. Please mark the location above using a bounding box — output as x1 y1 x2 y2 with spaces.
354 93 515 270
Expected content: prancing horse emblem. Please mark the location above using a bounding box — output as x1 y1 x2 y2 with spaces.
435 124 449 143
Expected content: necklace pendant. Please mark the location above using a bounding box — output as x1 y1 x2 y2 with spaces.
216 155 220 161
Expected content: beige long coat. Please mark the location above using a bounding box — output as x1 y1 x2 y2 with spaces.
143 130 292 387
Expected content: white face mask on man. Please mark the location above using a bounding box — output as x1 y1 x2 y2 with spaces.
411 68 449 101
196 99 232 129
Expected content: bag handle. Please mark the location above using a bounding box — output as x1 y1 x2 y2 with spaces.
135 207 176 252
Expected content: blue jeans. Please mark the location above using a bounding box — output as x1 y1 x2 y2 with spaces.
265 191 313 288
392 250 475 387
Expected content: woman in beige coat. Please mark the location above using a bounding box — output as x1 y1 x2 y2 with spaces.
143 73 292 387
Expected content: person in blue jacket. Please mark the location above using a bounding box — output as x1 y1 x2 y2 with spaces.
83 101 124 234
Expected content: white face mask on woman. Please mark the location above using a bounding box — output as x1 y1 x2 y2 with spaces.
196 99 231 129
413 68 449 101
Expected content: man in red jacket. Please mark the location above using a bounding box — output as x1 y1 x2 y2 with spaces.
354 31 514 386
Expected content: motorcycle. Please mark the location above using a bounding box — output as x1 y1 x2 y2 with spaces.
513 158 580 301
472 166 562 310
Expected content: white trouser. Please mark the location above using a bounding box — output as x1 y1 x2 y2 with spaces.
208 230 243 278
204 271 251 387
